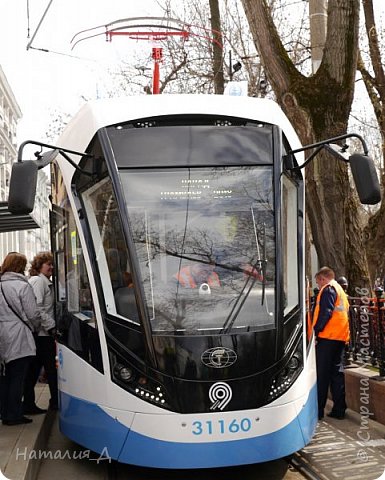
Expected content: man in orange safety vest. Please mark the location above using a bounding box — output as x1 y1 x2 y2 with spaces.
312 266 350 421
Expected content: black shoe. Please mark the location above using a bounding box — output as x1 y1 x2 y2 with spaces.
3 416 33 425
327 411 345 419
24 405 48 415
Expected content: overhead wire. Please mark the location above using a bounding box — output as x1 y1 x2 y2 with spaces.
27 45 98 62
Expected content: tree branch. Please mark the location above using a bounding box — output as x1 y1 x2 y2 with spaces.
357 51 382 121
322 0 360 86
160 51 189 93
362 0 385 98
240 0 303 96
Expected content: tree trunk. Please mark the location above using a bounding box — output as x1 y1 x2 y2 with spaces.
240 0 370 289
209 0 225 94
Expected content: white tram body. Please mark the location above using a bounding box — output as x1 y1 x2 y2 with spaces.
47 94 318 468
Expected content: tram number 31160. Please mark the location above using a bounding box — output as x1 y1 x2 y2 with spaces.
192 418 252 436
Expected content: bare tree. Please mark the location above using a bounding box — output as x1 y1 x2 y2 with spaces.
240 0 371 289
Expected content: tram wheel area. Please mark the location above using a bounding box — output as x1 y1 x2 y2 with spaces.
106 459 306 480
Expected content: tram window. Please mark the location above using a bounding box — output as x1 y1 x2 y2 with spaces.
282 174 299 315
107 123 274 168
56 251 67 302
81 176 141 325
120 166 276 334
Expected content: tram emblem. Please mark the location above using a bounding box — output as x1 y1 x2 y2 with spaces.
209 382 233 410
201 347 237 368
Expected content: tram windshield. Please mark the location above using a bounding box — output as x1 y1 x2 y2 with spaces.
120 166 275 334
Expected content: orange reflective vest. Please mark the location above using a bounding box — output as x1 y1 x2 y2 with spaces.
312 279 350 342
174 267 220 288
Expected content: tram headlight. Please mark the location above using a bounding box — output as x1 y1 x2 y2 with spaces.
110 354 169 409
268 342 303 402
114 363 134 383
287 354 301 370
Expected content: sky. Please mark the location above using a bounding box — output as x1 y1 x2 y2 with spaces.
0 0 165 143
0 1 384 148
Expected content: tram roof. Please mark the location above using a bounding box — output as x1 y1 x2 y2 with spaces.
58 94 304 165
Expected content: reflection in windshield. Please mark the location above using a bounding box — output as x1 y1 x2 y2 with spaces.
121 167 275 334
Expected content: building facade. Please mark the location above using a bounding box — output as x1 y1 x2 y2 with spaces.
0 65 50 265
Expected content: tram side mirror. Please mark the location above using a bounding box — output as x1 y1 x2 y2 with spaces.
36 149 60 169
8 161 38 214
349 153 381 205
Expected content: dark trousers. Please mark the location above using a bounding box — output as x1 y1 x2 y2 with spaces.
316 338 347 419
23 336 58 409
1 356 34 421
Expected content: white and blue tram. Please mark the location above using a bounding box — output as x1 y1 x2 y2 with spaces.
10 94 380 468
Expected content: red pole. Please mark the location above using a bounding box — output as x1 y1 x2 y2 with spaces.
152 47 162 94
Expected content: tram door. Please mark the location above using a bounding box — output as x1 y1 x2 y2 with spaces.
50 163 103 373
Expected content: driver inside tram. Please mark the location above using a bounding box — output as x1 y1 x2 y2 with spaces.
173 261 221 290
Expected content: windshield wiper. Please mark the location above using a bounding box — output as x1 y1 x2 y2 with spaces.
220 211 267 333
220 264 259 334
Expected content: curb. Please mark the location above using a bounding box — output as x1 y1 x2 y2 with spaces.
24 410 57 480
3 411 56 480
344 407 385 439
2 384 56 480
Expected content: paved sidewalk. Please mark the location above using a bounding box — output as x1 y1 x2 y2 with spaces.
294 402 385 480
0 384 56 480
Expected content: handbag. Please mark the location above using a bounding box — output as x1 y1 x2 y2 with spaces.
0 281 34 332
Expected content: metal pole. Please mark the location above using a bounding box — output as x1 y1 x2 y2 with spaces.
152 47 162 94
309 0 327 73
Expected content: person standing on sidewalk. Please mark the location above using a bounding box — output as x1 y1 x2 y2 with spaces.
337 276 349 293
23 252 58 414
0 252 41 425
313 266 350 420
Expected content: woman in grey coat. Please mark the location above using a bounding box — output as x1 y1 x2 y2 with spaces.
24 251 58 413
0 252 41 425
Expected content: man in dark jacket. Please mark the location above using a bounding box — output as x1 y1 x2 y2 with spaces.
312 267 350 420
